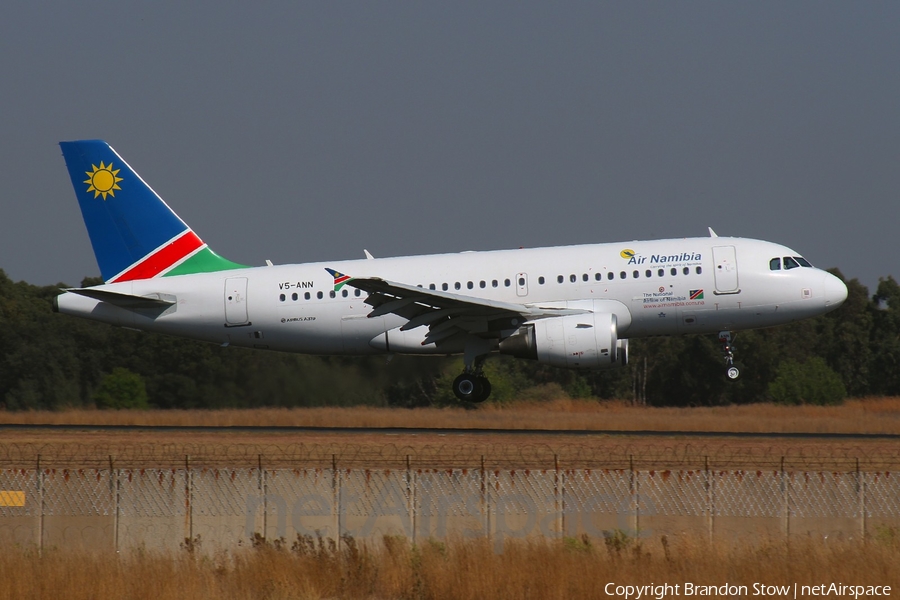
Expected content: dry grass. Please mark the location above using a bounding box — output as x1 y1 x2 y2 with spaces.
2 398 899 470
0 534 896 600
3 396 900 434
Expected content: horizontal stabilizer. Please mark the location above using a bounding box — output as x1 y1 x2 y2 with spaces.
63 288 176 309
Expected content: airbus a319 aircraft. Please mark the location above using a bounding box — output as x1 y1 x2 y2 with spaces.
54 140 848 402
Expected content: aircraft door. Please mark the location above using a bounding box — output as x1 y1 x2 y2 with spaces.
516 273 528 297
712 246 739 293
225 277 250 325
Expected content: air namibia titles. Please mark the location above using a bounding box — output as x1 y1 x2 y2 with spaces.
627 252 702 265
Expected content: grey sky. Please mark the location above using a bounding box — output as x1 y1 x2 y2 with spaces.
2 2 897 294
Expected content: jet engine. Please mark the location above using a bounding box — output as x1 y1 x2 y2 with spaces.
499 313 626 370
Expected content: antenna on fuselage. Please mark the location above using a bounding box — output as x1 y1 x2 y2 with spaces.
708 227 718 238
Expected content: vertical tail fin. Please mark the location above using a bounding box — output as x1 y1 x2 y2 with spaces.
60 140 246 283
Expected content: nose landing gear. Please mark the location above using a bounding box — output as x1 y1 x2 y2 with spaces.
719 330 742 381
719 331 742 381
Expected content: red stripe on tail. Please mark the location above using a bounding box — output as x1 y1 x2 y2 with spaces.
110 231 204 282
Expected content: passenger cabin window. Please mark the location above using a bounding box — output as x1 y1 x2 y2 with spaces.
632 270 639 278
783 257 800 270
682 267 689 275
480 281 486 288
557 275 564 284
442 283 448 291
492 280 499 288
342 289 348 297
455 282 461 290
292 293 298 301
504 278 511 287
279 294 285 302
329 291 336 298
538 276 545 285
670 268 677 276
620 271 626 279
354 289 361 297
467 281 473 289
317 291 323 299
570 274 576 283
645 269 652 278
595 273 602 281
305 292 311 300
770 258 781 270
582 274 589 282
696 266 702 274
607 272 614 281
429 284 436 290
518 277 525 286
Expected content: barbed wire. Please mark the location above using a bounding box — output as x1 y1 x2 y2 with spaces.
1 442 898 470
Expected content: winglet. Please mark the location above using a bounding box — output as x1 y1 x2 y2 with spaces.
708 227 718 238
325 268 354 291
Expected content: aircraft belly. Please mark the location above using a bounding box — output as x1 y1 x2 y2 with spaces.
341 314 387 354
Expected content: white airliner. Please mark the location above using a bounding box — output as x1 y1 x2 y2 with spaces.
54 140 848 402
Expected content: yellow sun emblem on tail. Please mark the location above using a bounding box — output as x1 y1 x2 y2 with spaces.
83 161 123 200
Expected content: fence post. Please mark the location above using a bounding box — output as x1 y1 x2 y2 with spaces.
781 456 789 539
185 455 193 544
407 455 415 542
630 454 639 535
332 454 340 549
554 454 563 537
705 456 713 543
37 454 43 557
257 455 265 539
109 455 118 553
857 458 866 540
481 455 490 542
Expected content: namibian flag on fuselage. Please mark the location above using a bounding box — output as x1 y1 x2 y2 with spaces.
326 268 354 291
60 140 245 283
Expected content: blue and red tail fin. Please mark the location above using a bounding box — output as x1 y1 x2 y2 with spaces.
60 140 246 283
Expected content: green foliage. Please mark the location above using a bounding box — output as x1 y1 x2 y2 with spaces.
94 367 149 409
0 265 894 409
767 357 846 405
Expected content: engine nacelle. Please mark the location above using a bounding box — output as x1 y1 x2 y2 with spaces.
499 313 624 370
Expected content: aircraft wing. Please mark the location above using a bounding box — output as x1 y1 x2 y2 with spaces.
347 276 587 345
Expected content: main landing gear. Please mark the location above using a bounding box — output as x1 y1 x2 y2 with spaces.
453 354 492 403
718 330 742 381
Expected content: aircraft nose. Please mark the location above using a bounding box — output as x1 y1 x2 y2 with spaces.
823 273 848 309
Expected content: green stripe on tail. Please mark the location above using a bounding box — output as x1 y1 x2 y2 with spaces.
164 248 247 277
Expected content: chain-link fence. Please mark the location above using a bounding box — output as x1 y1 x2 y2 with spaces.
1 446 898 553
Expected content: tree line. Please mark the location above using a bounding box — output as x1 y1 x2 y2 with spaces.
1 268 897 410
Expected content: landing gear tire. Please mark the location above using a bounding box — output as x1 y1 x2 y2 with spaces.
476 376 491 402
453 373 491 403
726 364 742 381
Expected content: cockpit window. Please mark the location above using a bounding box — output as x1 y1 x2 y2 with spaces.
795 256 812 267
769 258 781 271
783 256 800 270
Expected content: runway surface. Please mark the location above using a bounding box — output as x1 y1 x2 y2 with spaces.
1 423 897 440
